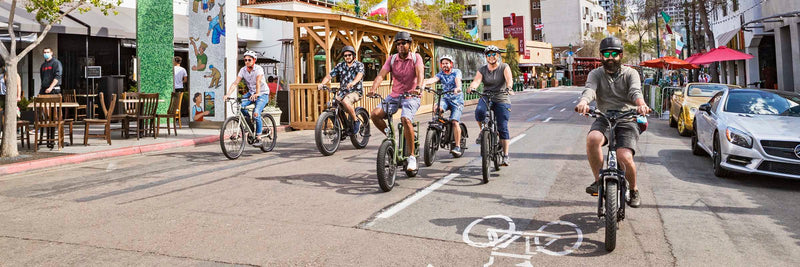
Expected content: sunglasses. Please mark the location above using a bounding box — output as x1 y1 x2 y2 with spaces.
244 58 253 62
602 51 620 58
343 53 354 57
485 52 497 57
396 41 409 46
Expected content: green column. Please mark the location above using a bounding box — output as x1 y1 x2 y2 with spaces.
137 0 173 114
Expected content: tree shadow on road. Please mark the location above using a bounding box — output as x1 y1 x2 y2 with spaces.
255 173 382 195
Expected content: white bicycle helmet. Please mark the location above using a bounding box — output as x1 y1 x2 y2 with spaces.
484 45 500 54
439 55 454 64
243 50 258 60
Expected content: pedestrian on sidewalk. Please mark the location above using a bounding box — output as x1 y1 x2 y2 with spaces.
39 48 62 95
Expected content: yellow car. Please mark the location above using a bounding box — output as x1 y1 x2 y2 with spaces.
669 83 740 136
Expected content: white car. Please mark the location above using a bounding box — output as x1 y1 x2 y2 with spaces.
692 88 800 178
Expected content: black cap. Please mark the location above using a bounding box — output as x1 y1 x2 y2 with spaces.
599 36 623 52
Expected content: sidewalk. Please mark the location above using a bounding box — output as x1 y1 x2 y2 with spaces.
0 119 293 175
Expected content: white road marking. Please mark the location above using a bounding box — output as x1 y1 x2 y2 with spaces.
559 108 566 112
543 117 552 123
508 134 526 144
525 115 541 122
572 100 577 104
375 173 460 219
548 106 557 111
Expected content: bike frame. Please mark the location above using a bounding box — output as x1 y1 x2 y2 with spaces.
427 88 459 148
227 98 258 144
321 87 353 134
594 110 637 220
375 94 419 164
479 92 503 160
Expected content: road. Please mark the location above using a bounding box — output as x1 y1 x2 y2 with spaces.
1 86 799 266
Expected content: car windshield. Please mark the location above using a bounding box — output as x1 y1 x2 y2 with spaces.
687 84 729 97
724 91 800 117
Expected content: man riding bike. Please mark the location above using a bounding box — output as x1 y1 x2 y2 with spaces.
224 50 269 147
318 46 366 133
468 45 514 166
368 31 425 172
422 55 464 156
574 36 651 208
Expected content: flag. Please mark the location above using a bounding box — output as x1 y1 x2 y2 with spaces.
660 11 671 24
535 24 544 30
468 26 478 38
665 24 673 34
368 0 388 17
676 36 685 55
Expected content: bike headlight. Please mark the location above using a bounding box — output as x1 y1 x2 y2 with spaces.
725 127 753 148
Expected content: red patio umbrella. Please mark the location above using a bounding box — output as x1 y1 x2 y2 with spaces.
689 46 753 65
684 52 704 64
640 56 699 69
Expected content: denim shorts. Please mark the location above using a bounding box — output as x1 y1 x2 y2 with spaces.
475 98 511 139
438 94 464 121
377 94 421 120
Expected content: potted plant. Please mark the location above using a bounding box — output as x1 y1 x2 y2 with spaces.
17 97 34 122
263 95 282 121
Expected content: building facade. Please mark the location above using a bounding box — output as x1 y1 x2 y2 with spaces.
758 0 800 93
540 0 607 49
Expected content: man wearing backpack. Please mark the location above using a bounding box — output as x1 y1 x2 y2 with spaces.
368 31 425 171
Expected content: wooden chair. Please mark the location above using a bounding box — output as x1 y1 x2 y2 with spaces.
32 95 64 151
156 92 183 136
131 93 159 140
0 117 30 150
62 89 87 121
121 92 140 139
83 93 117 146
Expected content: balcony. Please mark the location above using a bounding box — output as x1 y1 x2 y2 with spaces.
241 0 338 8
463 10 478 18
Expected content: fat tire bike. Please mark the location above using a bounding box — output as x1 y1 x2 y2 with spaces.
587 108 638 252
422 86 468 167
219 97 277 160
478 90 508 184
314 85 371 156
368 93 420 192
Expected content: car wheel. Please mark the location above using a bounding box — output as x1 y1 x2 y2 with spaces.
713 133 732 178
677 114 691 136
669 113 677 128
691 121 706 156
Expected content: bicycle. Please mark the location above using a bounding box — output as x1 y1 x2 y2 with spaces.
219 97 277 160
368 92 420 192
478 90 508 184
314 85 371 156
422 86 468 167
586 108 638 252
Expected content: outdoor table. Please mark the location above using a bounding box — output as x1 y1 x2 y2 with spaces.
27 102 80 147
76 94 98 118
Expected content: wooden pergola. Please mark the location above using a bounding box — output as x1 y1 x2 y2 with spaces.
238 7 483 129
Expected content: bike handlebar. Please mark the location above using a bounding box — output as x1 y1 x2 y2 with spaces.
588 108 639 120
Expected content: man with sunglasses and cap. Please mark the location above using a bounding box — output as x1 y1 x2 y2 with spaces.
319 46 365 133
468 45 514 166
368 31 425 172
574 36 651 208
423 54 464 156
225 50 269 147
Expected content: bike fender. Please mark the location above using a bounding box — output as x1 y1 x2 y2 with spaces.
459 122 469 138
354 107 368 114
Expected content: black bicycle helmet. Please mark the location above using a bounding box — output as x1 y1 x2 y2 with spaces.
341 46 356 55
599 36 623 52
395 31 413 42
484 45 500 54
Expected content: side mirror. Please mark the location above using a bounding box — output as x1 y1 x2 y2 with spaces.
699 103 711 113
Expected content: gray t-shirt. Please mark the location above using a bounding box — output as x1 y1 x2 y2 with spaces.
478 63 511 104
579 66 643 113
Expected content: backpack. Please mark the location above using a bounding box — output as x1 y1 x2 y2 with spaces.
388 53 418 73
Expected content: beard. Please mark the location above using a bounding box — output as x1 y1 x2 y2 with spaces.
603 58 621 73
441 66 451 73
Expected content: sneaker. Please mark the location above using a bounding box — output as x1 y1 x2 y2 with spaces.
406 156 418 171
586 180 600 195
450 146 463 157
252 139 263 147
501 155 509 166
628 189 641 208
353 120 361 135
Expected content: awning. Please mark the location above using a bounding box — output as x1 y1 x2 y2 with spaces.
716 28 739 47
0 2 88 35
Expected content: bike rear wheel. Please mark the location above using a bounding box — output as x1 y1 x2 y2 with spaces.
220 117 245 160
424 128 439 167
350 108 371 149
260 113 277 152
480 130 491 184
315 112 340 156
604 180 619 252
376 140 397 192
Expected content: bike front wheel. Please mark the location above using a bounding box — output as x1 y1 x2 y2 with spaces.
260 113 277 152
492 133 501 171
350 108 371 149
220 116 245 160
315 112 340 156
604 180 619 252
480 129 491 184
423 128 439 167
376 140 397 192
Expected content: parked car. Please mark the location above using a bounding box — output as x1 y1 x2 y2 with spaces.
670 83 740 136
692 88 800 179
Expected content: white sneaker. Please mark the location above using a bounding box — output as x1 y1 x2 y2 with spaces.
406 156 418 171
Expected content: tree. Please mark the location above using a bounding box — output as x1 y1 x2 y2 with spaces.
503 38 521 81
414 0 471 40
1 0 120 158
627 0 655 63
333 0 422 29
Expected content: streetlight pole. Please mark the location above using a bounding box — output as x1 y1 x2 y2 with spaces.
355 0 361 17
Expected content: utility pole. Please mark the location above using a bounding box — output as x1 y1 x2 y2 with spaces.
655 12 661 58
355 0 361 17
684 0 693 81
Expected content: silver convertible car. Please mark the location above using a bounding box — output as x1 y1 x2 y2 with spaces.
691 88 800 178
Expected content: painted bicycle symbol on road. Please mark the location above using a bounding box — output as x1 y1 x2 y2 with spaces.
463 215 583 266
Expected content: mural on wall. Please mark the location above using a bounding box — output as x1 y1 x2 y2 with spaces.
189 0 225 122
137 0 173 115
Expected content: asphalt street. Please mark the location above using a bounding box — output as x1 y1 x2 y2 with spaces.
1 87 799 266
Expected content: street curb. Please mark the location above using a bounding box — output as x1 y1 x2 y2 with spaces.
0 135 221 176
